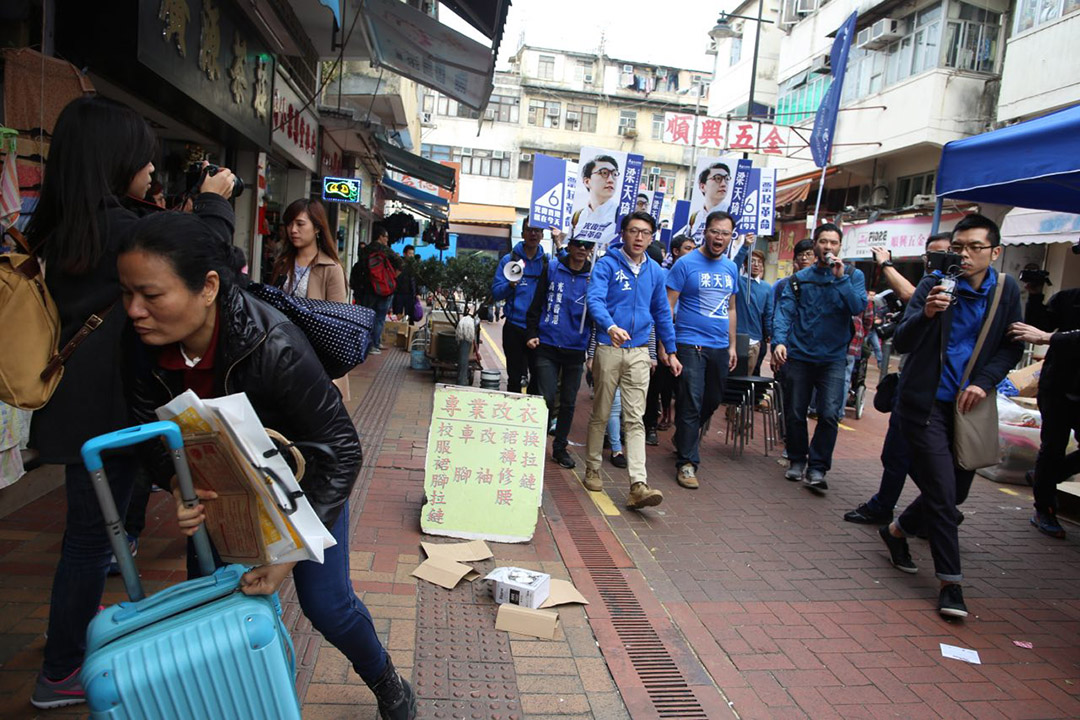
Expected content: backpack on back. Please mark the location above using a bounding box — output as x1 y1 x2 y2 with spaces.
367 247 397 297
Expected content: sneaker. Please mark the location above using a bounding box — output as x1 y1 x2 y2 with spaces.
676 464 699 489
938 584 968 619
609 452 627 469
553 449 576 469
627 482 663 509
1031 510 1067 539
583 469 603 492
878 525 917 574
803 468 828 491
31 668 85 709
784 461 806 482
645 429 659 446
844 503 893 525
107 534 139 576
370 346 383 355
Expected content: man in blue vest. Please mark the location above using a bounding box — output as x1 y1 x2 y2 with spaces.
585 211 681 509
736 249 773 375
525 236 595 468
772 223 868 491
492 219 549 393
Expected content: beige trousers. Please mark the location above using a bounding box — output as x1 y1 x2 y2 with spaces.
586 345 651 487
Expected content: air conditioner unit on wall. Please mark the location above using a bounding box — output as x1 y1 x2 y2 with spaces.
566 111 580 121
809 54 830 75
520 153 533 162
421 112 433 124
796 0 819 14
859 19 903 50
912 193 935 206
649 166 661 175
622 64 634 74
583 73 594 84
546 106 560 117
493 150 505 159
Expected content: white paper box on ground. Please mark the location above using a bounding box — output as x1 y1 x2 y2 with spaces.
485 567 551 609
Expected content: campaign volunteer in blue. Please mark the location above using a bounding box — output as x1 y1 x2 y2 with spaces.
584 211 682 510
666 211 740 489
773 223 868 491
737 250 773 375
492 218 549 393
525 237 595 469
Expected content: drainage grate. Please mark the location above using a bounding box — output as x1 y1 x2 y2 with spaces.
546 477 710 719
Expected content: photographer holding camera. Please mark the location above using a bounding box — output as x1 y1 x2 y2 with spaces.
1010 268 1080 539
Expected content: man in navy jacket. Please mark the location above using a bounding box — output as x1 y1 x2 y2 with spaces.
879 214 1022 619
492 219 548 393
773 223 868 491
584 211 681 509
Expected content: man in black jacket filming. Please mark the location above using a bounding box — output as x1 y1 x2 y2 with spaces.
878 214 1022 620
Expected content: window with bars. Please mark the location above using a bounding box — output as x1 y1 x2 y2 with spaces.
566 103 597 132
538 54 556 80
944 3 1001 73
527 99 561 127
618 110 637 135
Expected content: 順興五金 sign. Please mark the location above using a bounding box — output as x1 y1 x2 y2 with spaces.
322 176 361 203
422 385 548 543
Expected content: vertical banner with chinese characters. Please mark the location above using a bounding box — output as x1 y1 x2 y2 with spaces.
726 159 755 261
616 153 645 242
423 385 548 543
758 169 777 236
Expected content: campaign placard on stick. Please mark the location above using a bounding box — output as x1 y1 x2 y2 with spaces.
569 147 643 248
669 199 692 250
726 159 755 261
681 155 739 246
758 169 777 236
422 385 548 543
529 155 578 232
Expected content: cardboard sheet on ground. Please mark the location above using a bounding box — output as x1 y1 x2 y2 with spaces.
422 385 547 543
411 557 480 589
495 604 559 640
421 539 493 563
539 580 589 608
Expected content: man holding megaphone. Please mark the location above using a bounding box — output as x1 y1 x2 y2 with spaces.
492 218 549 393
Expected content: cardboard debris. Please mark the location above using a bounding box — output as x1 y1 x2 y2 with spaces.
940 643 981 664
539 579 589 608
1007 360 1042 398
421 539 493 563
495 603 559 640
411 557 477 589
486 567 551 609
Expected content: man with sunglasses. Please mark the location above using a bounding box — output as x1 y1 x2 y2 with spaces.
879 214 1022 619
688 162 732 245
492 218 549 393
585 211 681 509
570 155 620 248
666 212 740 489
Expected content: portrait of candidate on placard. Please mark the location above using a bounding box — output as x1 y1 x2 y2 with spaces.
680 157 736 246
568 148 628 249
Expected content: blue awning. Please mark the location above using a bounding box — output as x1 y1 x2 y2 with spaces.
381 175 450 208
936 104 1080 214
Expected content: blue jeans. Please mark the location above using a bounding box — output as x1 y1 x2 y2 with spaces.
785 358 848 473
191 501 388 683
607 388 623 453
674 344 729 469
43 455 138 679
361 293 394 349
534 345 585 453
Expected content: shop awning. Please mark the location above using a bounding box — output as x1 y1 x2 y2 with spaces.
1000 207 1080 246
937 103 1080 214
382 187 448 221
381 175 449 208
775 181 812 207
375 137 457 192
448 203 518 226
438 0 512 57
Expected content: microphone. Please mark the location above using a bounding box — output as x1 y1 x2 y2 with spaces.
824 252 843 267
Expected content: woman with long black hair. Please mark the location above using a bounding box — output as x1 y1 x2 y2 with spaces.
26 95 235 709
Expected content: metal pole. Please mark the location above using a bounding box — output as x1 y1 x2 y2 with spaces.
930 196 943 234
687 83 701 201
742 0 763 161
811 163 829 228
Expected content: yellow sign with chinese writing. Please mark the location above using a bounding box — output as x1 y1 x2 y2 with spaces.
422 385 548 543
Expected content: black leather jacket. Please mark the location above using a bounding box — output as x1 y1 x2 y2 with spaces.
128 284 361 529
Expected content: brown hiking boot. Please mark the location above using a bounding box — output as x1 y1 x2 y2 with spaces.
583 468 603 492
627 482 663 509
676 464 699 489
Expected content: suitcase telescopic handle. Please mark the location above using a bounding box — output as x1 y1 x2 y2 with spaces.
81 421 217 601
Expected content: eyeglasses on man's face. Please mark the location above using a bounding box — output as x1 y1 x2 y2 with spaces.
706 227 733 239
707 173 731 184
590 167 619 180
949 243 992 254
623 227 653 238
796 250 814 260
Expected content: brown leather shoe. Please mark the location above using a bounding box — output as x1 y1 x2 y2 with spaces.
583 468 603 492
627 482 663 509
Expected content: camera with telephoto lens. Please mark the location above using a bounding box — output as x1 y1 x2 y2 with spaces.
185 162 245 198
1018 268 1051 286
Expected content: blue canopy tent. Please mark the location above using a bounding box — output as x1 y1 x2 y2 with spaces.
932 103 1080 231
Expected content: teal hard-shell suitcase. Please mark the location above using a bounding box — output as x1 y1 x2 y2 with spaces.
79 422 302 720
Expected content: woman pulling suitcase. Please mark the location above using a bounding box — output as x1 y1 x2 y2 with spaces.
118 212 415 719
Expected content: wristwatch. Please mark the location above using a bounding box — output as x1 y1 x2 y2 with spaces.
880 260 894 268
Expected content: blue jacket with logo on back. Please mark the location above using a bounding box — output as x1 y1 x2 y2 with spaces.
492 242 548 329
586 250 677 352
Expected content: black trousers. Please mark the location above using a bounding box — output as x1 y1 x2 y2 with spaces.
644 364 675 431
503 322 537 394
1033 390 1080 514
897 401 974 582
534 345 585 453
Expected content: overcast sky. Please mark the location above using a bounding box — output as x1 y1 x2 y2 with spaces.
441 0 722 72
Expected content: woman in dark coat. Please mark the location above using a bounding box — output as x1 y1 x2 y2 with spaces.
120 212 414 719
26 96 235 710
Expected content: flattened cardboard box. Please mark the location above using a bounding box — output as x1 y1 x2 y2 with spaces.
421 539 493 563
495 604 559 640
411 556 479 589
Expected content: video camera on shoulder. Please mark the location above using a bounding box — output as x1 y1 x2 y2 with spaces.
185 162 245 198
1018 268 1051 286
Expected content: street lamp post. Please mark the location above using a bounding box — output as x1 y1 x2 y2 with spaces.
709 3 773 160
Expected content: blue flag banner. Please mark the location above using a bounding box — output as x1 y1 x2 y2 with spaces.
669 199 691 249
649 191 665 222
727 159 754 225
530 154 569 229
809 11 858 168
616 153 646 232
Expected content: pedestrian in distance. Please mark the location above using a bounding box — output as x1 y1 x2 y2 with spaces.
121 212 415 719
879 214 1022 619
665 212 740 489
736 249 773 376
350 223 403 354
772 223 868 491
583 211 681 509
25 96 236 710
492 218 549 393
525 235 595 469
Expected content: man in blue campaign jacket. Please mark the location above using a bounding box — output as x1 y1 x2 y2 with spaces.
492 218 549 393
584 211 682 510
525 237 595 469
736 249 773 375
772 223 867 491
879 214 1022 619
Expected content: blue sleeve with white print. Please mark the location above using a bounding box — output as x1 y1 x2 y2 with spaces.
665 251 739 349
